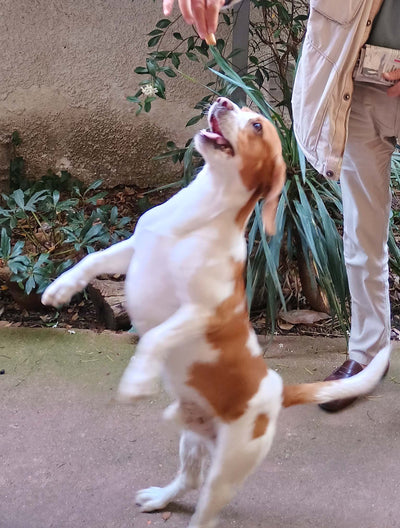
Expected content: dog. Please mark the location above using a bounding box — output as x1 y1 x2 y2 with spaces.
42 98 390 528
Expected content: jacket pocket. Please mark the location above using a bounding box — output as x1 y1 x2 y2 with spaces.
310 0 364 25
292 38 337 155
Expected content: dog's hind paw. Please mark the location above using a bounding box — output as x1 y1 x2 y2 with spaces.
136 486 171 512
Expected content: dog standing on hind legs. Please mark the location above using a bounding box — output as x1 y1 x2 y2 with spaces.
42 98 390 528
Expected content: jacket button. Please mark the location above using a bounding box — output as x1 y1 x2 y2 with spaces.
366 19 372 26
326 170 334 178
344 93 350 101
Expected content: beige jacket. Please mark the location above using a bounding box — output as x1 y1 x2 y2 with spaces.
292 0 384 179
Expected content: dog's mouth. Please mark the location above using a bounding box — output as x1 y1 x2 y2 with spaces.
201 114 234 155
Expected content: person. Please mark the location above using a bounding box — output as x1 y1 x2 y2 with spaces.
162 0 400 411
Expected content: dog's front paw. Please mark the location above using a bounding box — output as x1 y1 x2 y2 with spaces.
136 486 171 512
41 272 87 307
116 374 159 403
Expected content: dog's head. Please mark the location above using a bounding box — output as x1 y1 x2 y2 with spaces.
195 97 286 234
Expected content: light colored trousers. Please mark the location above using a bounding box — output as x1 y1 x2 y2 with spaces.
341 81 400 365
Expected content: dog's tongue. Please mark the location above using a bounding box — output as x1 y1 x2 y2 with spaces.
202 130 231 146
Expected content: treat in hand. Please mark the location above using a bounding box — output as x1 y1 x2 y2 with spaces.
205 33 216 46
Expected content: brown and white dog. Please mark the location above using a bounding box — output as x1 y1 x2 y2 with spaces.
42 98 389 528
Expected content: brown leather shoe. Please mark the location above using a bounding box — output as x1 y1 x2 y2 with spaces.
318 359 364 412
319 359 390 413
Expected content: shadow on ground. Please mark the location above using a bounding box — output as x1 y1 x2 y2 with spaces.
0 327 399 528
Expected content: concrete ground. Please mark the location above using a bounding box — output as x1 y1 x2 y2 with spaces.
0 327 399 528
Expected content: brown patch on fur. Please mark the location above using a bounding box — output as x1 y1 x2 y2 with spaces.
235 190 259 230
282 382 330 408
252 413 269 439
236 116 281 193
188 259 267 422
235 115 286 235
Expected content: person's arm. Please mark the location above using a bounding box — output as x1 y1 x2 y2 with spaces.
384 69 400 97
163 0 240 41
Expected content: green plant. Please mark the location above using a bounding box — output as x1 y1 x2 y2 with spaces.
128 1 352 334
210 51 349 330
389 150 400 275
0 174 132 295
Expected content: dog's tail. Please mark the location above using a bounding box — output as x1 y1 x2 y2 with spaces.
282 344 390 408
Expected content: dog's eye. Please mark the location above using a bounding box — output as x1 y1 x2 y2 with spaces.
252 122 262 133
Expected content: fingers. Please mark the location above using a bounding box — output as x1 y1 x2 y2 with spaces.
384 69 400 98
383 69 400 82
165 0 195 24
192 0 224 40
204 0 225 36
190 0 209 39
166 0 224 42
387 81 400 98
163 0 175 15
178 0 195 25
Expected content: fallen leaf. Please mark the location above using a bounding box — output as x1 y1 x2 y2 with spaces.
277 321 294 331
40 314 54 323
279 309 330 325
162 512 172 521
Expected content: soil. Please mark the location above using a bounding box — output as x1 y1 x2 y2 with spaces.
1 184 400 340
0 184 176 332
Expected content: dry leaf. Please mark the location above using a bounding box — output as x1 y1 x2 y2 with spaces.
279 309 330 325
162 512 172 521
278 321 294 331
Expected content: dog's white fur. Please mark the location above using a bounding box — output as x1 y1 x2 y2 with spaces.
42 99 390 528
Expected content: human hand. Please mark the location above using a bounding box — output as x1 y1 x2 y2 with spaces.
163 0 225 41
383 69 400 97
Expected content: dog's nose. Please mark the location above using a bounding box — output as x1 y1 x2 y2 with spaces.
216 97 234 110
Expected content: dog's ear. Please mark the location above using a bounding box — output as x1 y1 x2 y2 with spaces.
261 155 286 235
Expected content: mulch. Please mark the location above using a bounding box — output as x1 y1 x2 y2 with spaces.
1 184 400 340
0 184 175 332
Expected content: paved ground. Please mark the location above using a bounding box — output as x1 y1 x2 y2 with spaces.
0 327 399 528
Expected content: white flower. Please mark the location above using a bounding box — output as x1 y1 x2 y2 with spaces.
141 84 158 97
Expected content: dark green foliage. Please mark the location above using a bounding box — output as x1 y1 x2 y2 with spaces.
0 172 132 295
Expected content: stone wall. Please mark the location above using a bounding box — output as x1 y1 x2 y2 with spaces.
0 0 214 190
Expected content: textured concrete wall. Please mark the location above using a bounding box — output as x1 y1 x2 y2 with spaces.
0 0 213 190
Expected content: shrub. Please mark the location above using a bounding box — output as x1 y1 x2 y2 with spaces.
0 171 132 295
128 1 351 334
